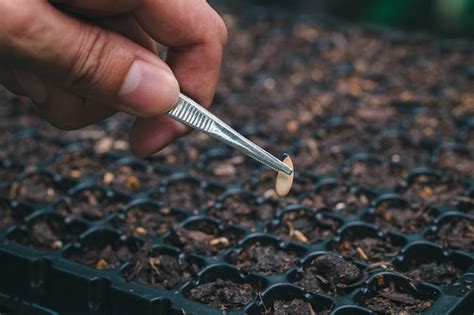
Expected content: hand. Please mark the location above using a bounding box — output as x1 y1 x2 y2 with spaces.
0 0 227 155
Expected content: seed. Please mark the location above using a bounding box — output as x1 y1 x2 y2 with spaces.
292 230 309 243
275 155 294 197
135 227 147 236
356 247 369 260
125 175 140 189
96 259 109 270
52 240 63 249
286 120 299 133
70 170 82 178
102 172 114 185
209 237 229 246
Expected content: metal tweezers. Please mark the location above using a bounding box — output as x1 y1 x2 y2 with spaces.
166 93 293 175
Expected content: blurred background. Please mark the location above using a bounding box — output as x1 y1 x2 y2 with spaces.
217 0 474 39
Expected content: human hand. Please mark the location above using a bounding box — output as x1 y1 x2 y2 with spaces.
0 0 227 155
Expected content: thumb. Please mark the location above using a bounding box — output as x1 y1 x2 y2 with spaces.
0 2 179 117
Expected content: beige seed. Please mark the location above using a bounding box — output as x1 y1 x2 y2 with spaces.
275 155 294 197
135 227 148 236
96 259 109 270
292 230 309 243
356 247 369 261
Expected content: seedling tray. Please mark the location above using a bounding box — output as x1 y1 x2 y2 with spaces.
1 5 473 315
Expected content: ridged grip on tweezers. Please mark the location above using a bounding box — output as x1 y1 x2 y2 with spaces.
166 93 293 175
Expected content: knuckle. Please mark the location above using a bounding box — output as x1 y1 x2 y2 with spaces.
66 27 112 93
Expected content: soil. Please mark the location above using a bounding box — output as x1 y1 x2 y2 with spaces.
293 253 364 296
153 179 224 211
244 169 317 203
339 159 407 191
0 163 23 184
145 140 200 170
426 217 474 252
364 200 437 234
196 154 260 184
111 203 187 238
300 183 372 215
7 173 65 205
55 188 124 220
362 279 434 314
228 242 302 275
402 261 463 285
0 136 61 166
165 221 243 256
68 242 134 270
186 278 258 311
208 193 277 230
400 174 470 210
262 299 328 315
266 210 341 244
123 244 200 290
292 138 347 176
0 201 30 230
100 164 159 195
14 216 84 251
330 234 402 264
45 150 112 180
369 134 432 169
436 149 474 178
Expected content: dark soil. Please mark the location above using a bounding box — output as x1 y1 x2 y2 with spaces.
436 149 474 178
145 141 199 169
364 200 437 234
0 201 29 230
340 159 407 191
186 279 258 311
8 173 64 204
330 235 402 264
68 242 134 270
153 179 224 211
293 253 364 296
262 299 329 315
111 203 186 238
400 174 471 209
402 261 463 285
370 135 432 169
0 163 23 184
300 184 372 215
244 170 316 203
266 210 340 244
123 244 200 290
208 193 277 230
426 217 474 252
292 138 347 176
15 216 83 251
55 188 124 220
362 279 434 314
165 222 243 256
196 154 259 184
45 150 111 180
228 242 302 275
100 164 159 194
0 137 61 166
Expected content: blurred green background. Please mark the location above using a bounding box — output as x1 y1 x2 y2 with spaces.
219 0 474 39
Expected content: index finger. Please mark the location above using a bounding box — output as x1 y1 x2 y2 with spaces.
134 0 227 105
129 0 227 156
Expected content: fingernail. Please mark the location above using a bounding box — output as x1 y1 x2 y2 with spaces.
13 70 47 104
118 60 179 117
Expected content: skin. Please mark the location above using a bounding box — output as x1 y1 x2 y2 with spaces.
0 0 227 156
